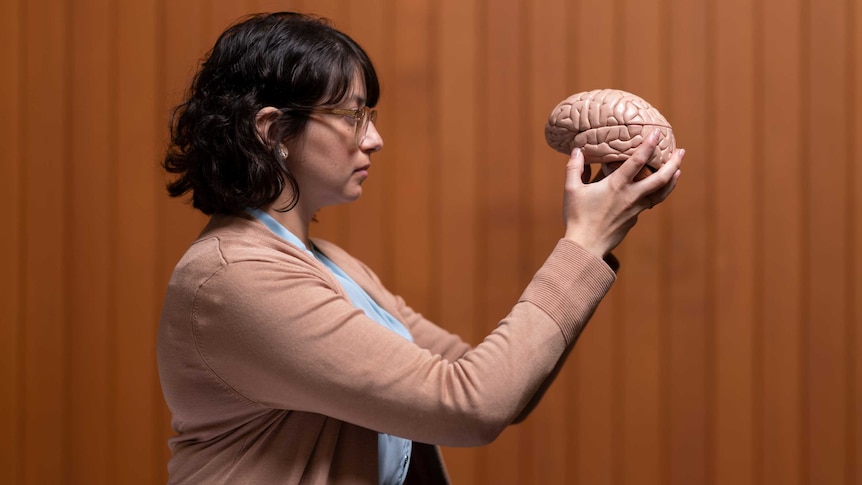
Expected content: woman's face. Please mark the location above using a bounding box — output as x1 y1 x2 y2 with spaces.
284 76 383 212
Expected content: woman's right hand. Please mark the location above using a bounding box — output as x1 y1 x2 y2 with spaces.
561 130 684 260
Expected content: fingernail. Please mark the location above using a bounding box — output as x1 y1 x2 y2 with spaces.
651 130 661 142
679 149 686 159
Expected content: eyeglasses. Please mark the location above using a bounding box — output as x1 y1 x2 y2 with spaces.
280 106 378 146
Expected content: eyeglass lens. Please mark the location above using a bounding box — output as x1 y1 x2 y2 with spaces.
355 107 378 146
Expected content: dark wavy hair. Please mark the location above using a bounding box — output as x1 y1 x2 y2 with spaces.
163 12 380 214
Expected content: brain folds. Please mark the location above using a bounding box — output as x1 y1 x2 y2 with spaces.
545 89 675 167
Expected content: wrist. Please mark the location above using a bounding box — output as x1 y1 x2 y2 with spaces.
563 229 608 261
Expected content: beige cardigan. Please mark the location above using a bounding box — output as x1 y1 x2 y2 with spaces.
157 213 616 484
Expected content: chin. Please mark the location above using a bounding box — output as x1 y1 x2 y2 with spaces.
344 189 363 202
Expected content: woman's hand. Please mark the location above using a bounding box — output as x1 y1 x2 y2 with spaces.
562 130 684 259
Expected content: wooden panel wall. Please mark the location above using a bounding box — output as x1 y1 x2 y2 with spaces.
1 0 859 484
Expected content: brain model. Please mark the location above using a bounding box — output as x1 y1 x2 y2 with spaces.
545 89 675 178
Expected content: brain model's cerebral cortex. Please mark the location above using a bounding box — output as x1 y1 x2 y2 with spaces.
545 89 675 171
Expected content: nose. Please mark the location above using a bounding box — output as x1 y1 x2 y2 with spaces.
359 121 383 153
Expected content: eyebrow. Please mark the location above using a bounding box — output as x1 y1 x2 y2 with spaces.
349 94 367 106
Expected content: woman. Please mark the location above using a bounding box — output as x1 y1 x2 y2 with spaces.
157 11 683 485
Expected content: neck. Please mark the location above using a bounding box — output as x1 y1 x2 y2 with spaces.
262 202 316 247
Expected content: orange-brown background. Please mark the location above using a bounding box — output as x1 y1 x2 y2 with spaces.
1 0 860 484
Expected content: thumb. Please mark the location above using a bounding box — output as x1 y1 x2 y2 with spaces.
566 147 586 187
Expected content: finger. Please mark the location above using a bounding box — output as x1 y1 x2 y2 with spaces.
566 147 585 189
612 129 661 182
645 167 682 209
653 147 684 183
643 148 685 208
634 142 669 181
633 146 684 195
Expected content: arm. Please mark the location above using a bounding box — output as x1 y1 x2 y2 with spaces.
511 252 619 424
193 239 613 447
509 131 684 423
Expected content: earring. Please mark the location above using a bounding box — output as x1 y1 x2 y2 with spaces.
280 149 288 159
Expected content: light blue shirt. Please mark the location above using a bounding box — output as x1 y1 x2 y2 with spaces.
246 208 412 485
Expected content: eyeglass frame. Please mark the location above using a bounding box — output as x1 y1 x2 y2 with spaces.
279 105 378 146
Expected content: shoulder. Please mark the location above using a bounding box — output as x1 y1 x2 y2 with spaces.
168 214 326 294
310 238 385 286
200 213 307 263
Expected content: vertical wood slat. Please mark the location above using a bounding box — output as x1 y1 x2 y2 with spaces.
0 0 23 483
152 3 171 482
713 0 758 483
154 2 211 483
478 0 528 482
666 0 711 484
431 0 479 342
433 0 480 480
157 1 209 292
67 0 112 482
114 1 159 483
854 1 862 481
805 0 850 483
569 2 622 484
387 0 435 317
523 0 572 484
617 0 667 483
760 0 804 483
22 0 69 483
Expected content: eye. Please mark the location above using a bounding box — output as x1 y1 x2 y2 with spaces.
341 109 360 125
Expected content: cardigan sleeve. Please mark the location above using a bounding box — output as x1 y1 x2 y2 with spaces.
322 246 473 363
391 295 472 362
190 238 614 447
317 239 621 425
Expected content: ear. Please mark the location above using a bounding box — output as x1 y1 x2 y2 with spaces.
254 106 281 147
